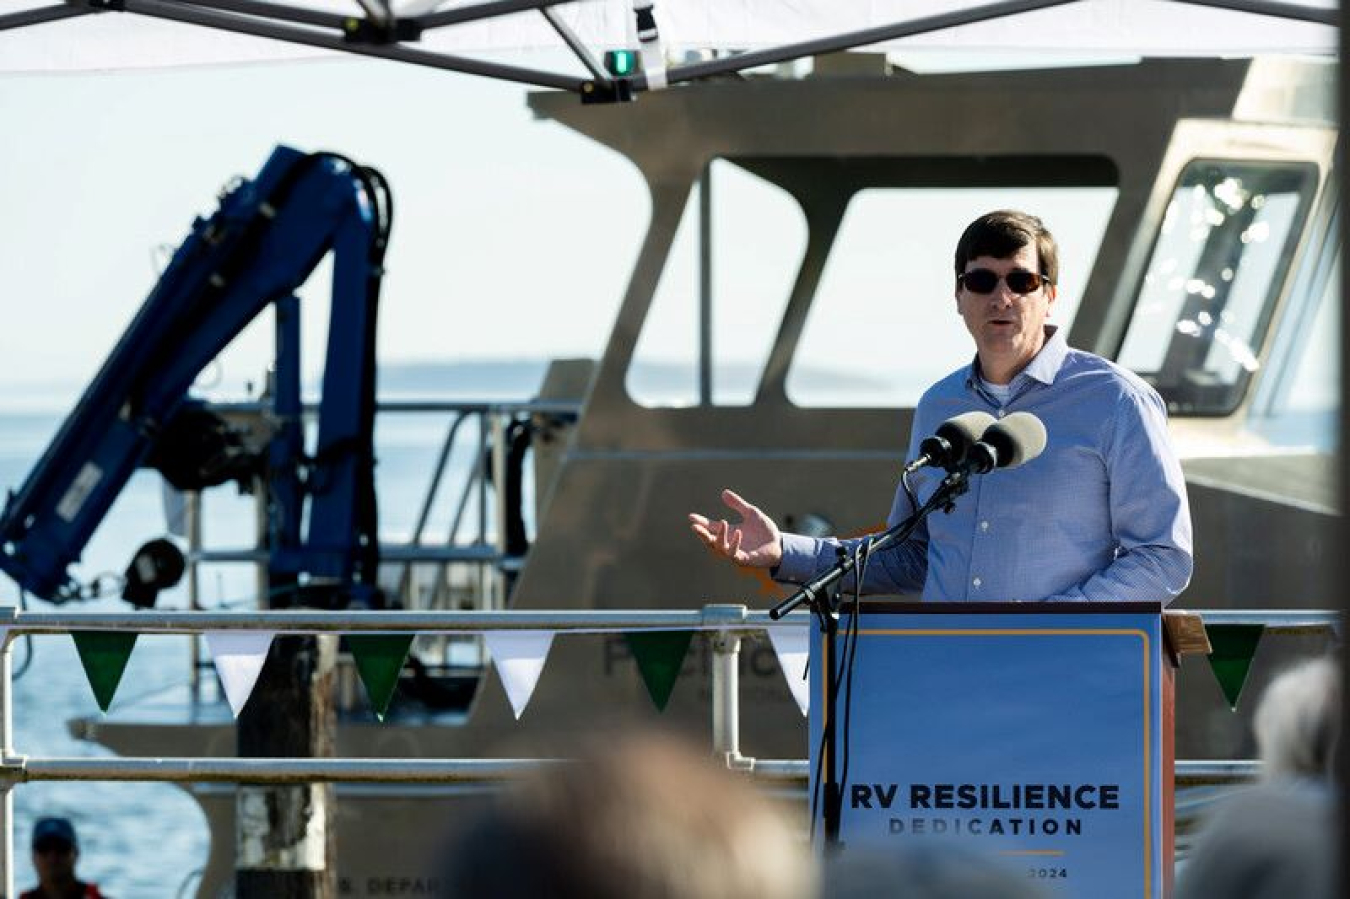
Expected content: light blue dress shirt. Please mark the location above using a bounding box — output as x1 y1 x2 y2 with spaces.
776 327 1193 603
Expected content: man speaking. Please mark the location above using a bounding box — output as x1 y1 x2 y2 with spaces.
690 210 1192 603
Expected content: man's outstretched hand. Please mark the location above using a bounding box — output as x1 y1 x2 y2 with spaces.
688 489 783 569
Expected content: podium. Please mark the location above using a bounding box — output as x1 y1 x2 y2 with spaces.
809 602 1173 899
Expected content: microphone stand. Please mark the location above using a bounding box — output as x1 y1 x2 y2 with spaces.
768 467 976 847
769 468 975 622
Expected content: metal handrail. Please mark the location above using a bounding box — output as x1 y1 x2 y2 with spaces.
1180 610 1341 632
190 544 514 564
205 398 583 416
0 605 1334 895
5 755 1263 782
9 758 554 784
398 409 473 600
0 605 778 634
0 606 1336 635
0 757 1261 786
182 397 579 691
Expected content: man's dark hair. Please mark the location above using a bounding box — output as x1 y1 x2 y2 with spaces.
954 210 1059 285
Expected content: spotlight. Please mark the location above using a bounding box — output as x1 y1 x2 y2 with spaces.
122 538 186 609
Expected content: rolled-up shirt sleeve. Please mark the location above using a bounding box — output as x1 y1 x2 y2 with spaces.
774 440 930 596
774 523 928 596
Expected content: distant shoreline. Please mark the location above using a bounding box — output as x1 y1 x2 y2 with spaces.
0 356 909 416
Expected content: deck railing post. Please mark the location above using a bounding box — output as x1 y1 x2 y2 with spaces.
187 490 203 699
489 411 509 611
0 626 15 899
704 605 748 767
711 631 742 763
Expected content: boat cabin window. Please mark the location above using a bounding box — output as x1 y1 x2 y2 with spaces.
627 160 806 407
785 187 1116 407
1117 160 1318 416
1252 251 1339 451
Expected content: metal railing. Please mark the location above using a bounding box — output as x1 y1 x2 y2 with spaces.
0 605 1337 895
182 397 581 693
193 399 581 580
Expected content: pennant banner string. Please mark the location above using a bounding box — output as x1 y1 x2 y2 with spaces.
72 631 138 713
1206 623 1265 711
347 634 415 721
767 625 810 717
626 631 694 712
484 630 555 720
205 630 276 718
18 624 795 635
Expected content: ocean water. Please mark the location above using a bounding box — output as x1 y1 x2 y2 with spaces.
1 415 210 897
0 362 552 898
0 355 903 895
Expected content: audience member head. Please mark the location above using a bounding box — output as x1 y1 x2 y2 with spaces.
443 732 815 899
31 817 80 891
1175 655 1340 899
1253 655 1339 781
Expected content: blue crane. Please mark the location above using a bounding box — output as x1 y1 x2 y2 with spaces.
0 146 392 609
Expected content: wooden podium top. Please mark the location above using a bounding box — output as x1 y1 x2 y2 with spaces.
849 601 1165 615
838 602 1210 655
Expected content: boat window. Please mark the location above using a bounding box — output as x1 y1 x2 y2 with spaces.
1253 253 1339 451
626 160 806 407
1117 161 1318 416
786 188 1116 407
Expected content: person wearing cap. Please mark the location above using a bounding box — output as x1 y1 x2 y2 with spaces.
690 210 1193 604
20 817 108 899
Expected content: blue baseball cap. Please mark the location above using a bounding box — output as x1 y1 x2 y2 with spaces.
31 817 76 850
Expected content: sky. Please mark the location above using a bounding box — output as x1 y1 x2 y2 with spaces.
0 19 1337 417
0 47 1125 414
0 51 650 406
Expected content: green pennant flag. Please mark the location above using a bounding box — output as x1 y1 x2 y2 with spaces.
72 631 138 713
625 631 694 712
1206 624 1264 710
347 634 414 721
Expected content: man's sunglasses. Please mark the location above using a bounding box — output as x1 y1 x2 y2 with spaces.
958 269 1052 295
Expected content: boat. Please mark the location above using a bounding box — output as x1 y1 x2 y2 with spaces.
0 2 1340 895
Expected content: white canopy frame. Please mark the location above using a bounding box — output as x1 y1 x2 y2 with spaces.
0 0 1338 96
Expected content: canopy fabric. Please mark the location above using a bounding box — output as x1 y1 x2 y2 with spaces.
0 0 1337 76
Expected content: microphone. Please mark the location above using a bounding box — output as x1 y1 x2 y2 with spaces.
903 411 997 474
958 412 1047 476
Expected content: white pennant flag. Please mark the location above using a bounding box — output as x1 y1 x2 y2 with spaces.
205 631 275 717
484 631 554 720
768 625 810 717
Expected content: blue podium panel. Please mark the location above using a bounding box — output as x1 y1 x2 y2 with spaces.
809 605 1164 899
